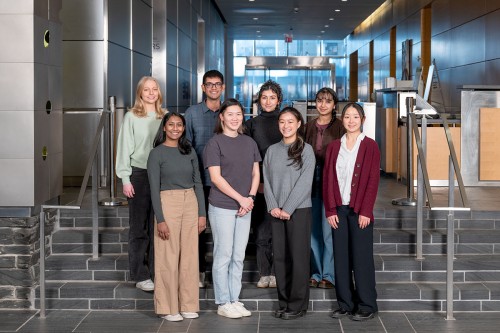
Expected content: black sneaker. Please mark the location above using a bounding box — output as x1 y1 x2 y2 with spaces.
350 309 376 321
330 308 351 319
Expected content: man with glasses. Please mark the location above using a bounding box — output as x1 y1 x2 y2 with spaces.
185 70 225 288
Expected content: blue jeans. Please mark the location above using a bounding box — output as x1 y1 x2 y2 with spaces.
208 204 251 305
310 197 334 283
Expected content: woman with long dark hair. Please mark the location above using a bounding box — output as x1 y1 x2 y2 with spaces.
147 112 205 321
116 76 165 292
323 102 380 321
263 107 315 320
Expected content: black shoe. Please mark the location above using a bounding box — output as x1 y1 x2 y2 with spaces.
330 308 351 319
281 309 307 320
273 307 287 318
350 309 376 321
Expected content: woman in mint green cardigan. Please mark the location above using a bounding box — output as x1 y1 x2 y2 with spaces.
116 76 165 291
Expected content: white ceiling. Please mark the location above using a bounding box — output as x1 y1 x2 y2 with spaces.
213 0 387 40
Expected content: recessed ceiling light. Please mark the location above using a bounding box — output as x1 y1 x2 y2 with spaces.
342 0 347 2
257 35 261 38
256 30 260 33
249 0 255 2
335 9 340 12
321 30 325 33
253 17 259 20
324 25 329 28
329 18 334 21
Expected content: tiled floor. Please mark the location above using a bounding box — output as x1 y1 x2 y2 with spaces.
2 309 500 333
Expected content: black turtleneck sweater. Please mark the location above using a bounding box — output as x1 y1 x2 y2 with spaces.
244 110 282 181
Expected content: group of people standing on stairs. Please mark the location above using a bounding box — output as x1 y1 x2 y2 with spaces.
115 69 381 323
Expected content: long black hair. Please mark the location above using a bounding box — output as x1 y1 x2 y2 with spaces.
315 87 339 118
153 112 192 155
256 80 283 111
280 107 305 169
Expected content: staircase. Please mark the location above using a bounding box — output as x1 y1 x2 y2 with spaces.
35 205 500 312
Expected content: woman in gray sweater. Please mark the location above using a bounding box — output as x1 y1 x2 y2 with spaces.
263 107 315 320
147 112 206 322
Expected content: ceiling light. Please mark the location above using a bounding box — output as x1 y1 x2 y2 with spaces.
253 17 258 20
335 9 340 12
324 25 329 28
329 18 334 21
257 35 261 38
249 0 255 2
321 31 325 33
256 30 260 33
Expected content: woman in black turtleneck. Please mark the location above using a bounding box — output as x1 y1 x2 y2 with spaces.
244 80 283 289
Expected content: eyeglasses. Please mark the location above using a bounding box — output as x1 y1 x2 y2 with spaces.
204 82 223 89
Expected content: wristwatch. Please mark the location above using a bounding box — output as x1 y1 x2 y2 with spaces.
248 194 256 201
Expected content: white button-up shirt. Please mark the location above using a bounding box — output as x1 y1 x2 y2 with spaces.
336 133 365 205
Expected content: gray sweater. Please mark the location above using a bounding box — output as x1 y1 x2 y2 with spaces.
263 140 315 215
147 145 205 223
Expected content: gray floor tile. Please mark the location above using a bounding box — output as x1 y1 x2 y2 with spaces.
74 311 162 333
18 310 89 333
0 310 36 332
187 312 258 333
405 312 500 332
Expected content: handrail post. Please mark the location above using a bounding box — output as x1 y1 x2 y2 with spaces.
416 115 427 260
393 97 417 206
99 96 127 206
39 208 46 319
446 155 456 320
92 155 99 259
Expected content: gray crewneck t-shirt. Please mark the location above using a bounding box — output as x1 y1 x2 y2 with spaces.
263 140 315 215
147 145 205 223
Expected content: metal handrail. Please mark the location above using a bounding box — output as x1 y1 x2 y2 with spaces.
409 110 470 320
39 109 109 318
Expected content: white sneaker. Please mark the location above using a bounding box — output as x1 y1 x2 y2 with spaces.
232 301 252 317
136 279 154 291
269 275 277 288
163 313 183 322
180 312 199 319
257 275 270 288
217 302 242 319
199 272 205 288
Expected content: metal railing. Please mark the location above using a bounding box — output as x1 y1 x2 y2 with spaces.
39 107 108 318
407 99 470 320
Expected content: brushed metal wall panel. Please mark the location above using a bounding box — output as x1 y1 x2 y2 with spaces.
450 0 487 28
34 16 49 65
108 43 132 108
49 110 63 154
132 0 152 57
0 14 34 63
0 111 34 159
34 63 49 112
132 52 152 89
109 0 131 48
0 0 33 14
166 64 178 112
152 0 167 100
178 68 191 112
48 21 62 66
34 0 48 18
485 59 500 86
49 65 63 111
61 0 103 40
485 9 500 61
0 63 34 111
50 151 63 199
450 18 485 68
178 31 191 71
167 0 177 26
431 30 451 70
167 21 178 66
49 0 63 23
178 0 191 38
431 0 451 36
34 147 50 205
63 112 100 176
450 63 486 112
0 160 34 206
62 41 104 108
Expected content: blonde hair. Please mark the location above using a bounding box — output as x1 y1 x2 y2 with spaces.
129 76 164 119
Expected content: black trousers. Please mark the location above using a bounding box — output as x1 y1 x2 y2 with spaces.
251 193 274 277
199 186 211 273
128 167 154 282
271 207 312 312
333 205 378 313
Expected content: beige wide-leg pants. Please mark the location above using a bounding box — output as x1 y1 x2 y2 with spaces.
154 188 199 315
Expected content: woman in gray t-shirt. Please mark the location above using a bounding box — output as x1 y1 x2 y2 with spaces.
203 99 261 319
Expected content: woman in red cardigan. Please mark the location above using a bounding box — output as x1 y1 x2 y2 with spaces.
322 102 380 321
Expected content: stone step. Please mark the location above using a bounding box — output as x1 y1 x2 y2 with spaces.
35 280 500 312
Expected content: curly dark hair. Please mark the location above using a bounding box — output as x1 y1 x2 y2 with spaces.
256 80 283 111
153 112 192 155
